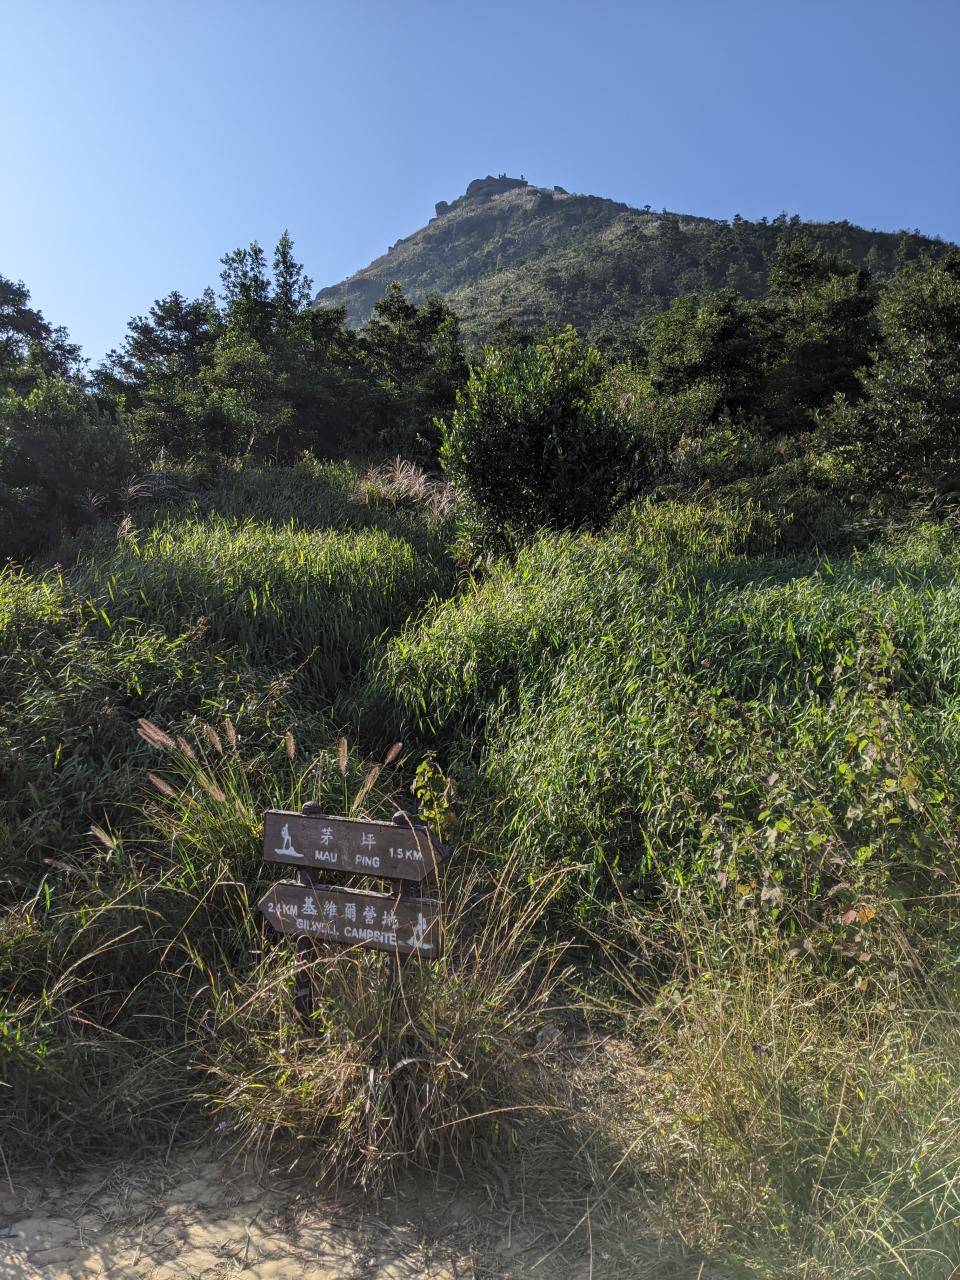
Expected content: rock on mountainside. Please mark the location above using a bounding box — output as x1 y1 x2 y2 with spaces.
315 174 953 346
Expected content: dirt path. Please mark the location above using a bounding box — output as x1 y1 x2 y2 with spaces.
0 1146 615 1279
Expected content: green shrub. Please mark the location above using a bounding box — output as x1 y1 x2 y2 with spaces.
646 289 770 418
811 259 960 495
0 375 130 557
439 328 643 553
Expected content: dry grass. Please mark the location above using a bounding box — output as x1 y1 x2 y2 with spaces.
196 854 581 1197
574 896 960 1279
363 456 458 522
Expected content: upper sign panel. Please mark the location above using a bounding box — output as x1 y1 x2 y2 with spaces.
261 810 440 882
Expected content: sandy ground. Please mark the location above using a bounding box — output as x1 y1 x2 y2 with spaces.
0 1145 625 1280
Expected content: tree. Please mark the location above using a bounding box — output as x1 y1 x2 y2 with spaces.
857 257 960 484
0 274 83 391
767 238 845 300
363 284 467 457
440 328 642 552
96 290 220 459
0 375 129 557
364 285 442 386
91 241 463 465
646 289 770 418
272 230 314 334
763 241 879 432
95 236 369 462
0 276 131 556
197 330 292 459
99 291 217 397
219 241 272 344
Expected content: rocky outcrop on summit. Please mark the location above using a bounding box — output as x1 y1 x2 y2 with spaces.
462 174 529 201
433 175 529 218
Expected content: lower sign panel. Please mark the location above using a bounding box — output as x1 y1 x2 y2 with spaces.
258 881 441 957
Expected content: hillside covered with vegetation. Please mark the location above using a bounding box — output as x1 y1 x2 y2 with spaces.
316 173 951 350
3 214 960 1276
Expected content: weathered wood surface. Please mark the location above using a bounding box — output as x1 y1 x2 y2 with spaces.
262 810 441 882
258 880 441 957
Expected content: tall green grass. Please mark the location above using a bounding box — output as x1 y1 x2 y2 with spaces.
1 461 454 869
372 505 960 939
5 473 960 1275
69 518 446 685
0 459 470 1170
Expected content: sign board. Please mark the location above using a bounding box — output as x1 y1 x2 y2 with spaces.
262 810 440 882
258 880 441 957
258 806 448 1017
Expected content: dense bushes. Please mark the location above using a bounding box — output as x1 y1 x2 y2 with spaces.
0 251 466 560
5 240 959 566
433 248 960 564
0 375 130 558
0 274 131 558
822 255 960 488
97 245 466 469
440 328 644 552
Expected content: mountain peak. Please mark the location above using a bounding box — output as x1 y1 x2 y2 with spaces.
315 181 951 344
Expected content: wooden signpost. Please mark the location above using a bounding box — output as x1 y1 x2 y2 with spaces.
259 882 441 955
262 810 441 880
256 803 446 1020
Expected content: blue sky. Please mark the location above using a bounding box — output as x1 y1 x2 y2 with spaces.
2 0 958 363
